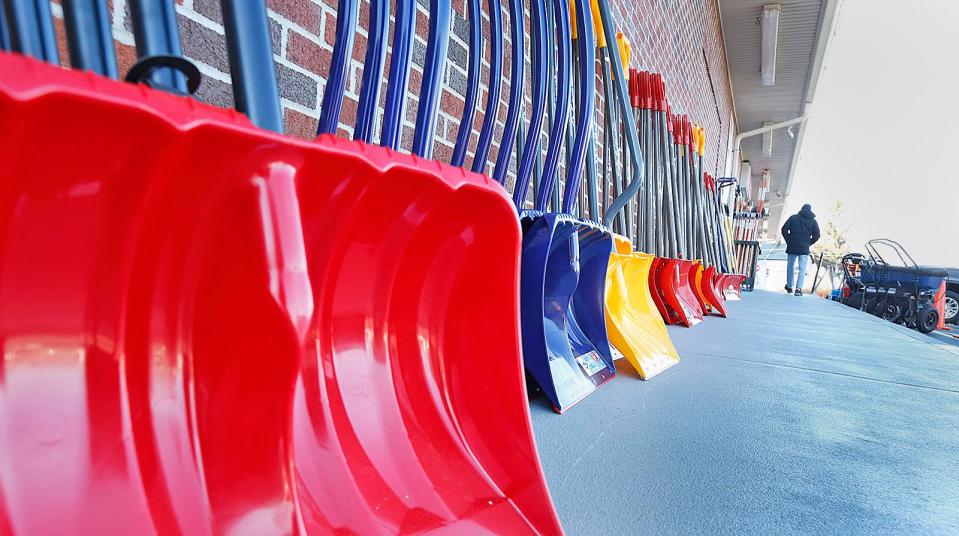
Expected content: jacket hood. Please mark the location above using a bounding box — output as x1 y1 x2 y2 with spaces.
799 205 815 218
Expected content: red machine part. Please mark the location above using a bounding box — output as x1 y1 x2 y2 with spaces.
0 53 562 535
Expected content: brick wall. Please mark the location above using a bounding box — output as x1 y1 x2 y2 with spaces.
46 0 734 218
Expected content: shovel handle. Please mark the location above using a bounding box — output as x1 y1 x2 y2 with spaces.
512 0 548 208
492 0 525 183
471 0 503 173
411 0 452 158
536 0 572 210
317 0 358 135
561 0 596 213
221 0 283 133
590 0 606 48
380 0 415 149
595 0 646 227
451 0 483 167
616 32 630 71
63 0 118 78
129 0 190 93
354 0 389 143
5 0 59 63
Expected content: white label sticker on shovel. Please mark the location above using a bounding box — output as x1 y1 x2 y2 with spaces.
575 351 606 376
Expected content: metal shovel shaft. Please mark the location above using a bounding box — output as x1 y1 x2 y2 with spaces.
63 0 117 78
4 0 59 63
129 0 188 92
221 0 283 133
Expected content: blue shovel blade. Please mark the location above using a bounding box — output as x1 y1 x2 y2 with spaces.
519 212 616 413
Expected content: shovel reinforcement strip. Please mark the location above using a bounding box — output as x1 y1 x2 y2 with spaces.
4 0 59 63
411 0 451 158
353 0 388 143
62 0 118 78
317 0 358 135
451 0 482 167
380 0 415 149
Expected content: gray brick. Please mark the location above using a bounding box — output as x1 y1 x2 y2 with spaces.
276 63 318 109
194 74 234 109
178 14 229 73
270 18 283 55
447 65 467 96
448 39 468 72
412 39 426 69
453 12 469 42
193 0 223 24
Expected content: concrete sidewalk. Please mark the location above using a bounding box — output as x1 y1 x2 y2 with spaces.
530 291 959 535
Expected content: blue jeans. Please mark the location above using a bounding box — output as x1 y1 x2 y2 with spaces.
786 254 809 290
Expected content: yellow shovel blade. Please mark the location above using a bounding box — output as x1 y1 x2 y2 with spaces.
605 247 680 380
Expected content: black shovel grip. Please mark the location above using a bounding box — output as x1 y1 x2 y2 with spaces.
124 54 202 96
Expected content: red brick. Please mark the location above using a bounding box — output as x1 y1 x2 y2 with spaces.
268 0 322 34
287 31 331 76
284 108 319 140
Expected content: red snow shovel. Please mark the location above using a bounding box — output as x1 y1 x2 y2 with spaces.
0 3 561 534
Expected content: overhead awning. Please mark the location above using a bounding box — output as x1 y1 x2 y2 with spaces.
719 0 840 233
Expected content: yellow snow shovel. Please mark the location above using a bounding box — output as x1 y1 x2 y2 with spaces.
605 234 680 379
597 25 679 379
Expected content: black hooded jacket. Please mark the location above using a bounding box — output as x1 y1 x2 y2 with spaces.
781 205 821 255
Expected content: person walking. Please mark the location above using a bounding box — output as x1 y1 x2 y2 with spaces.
781 203 820 296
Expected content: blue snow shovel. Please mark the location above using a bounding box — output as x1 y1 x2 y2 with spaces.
516 0 619 413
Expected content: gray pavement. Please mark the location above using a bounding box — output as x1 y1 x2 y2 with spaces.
530 290 959 535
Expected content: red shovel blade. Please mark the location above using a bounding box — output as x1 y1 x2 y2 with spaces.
0 53 561 535
688 261 710 314
701 266 728 317
657 259 703 327
719 274 747 300
648 257 674 323
667 260 705 327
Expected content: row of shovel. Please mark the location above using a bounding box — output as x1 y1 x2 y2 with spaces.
0 0 749 534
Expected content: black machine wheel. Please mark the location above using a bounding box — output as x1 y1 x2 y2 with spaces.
945 290 959 325
915 306 939 334
881 303 902 323
844 291 864 310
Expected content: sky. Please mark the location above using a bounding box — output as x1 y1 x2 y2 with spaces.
786 0 959 267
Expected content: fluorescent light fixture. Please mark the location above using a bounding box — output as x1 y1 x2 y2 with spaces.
739 160 752 201
762 121 773 157
761 4 781 86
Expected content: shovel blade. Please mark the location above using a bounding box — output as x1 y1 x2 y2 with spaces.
0 53 561 535
719 273 747 300
701 266 729 317
605 246 680 380
648 257 675 324
520 213 616 413
689 261 711 314
660 259 704 327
